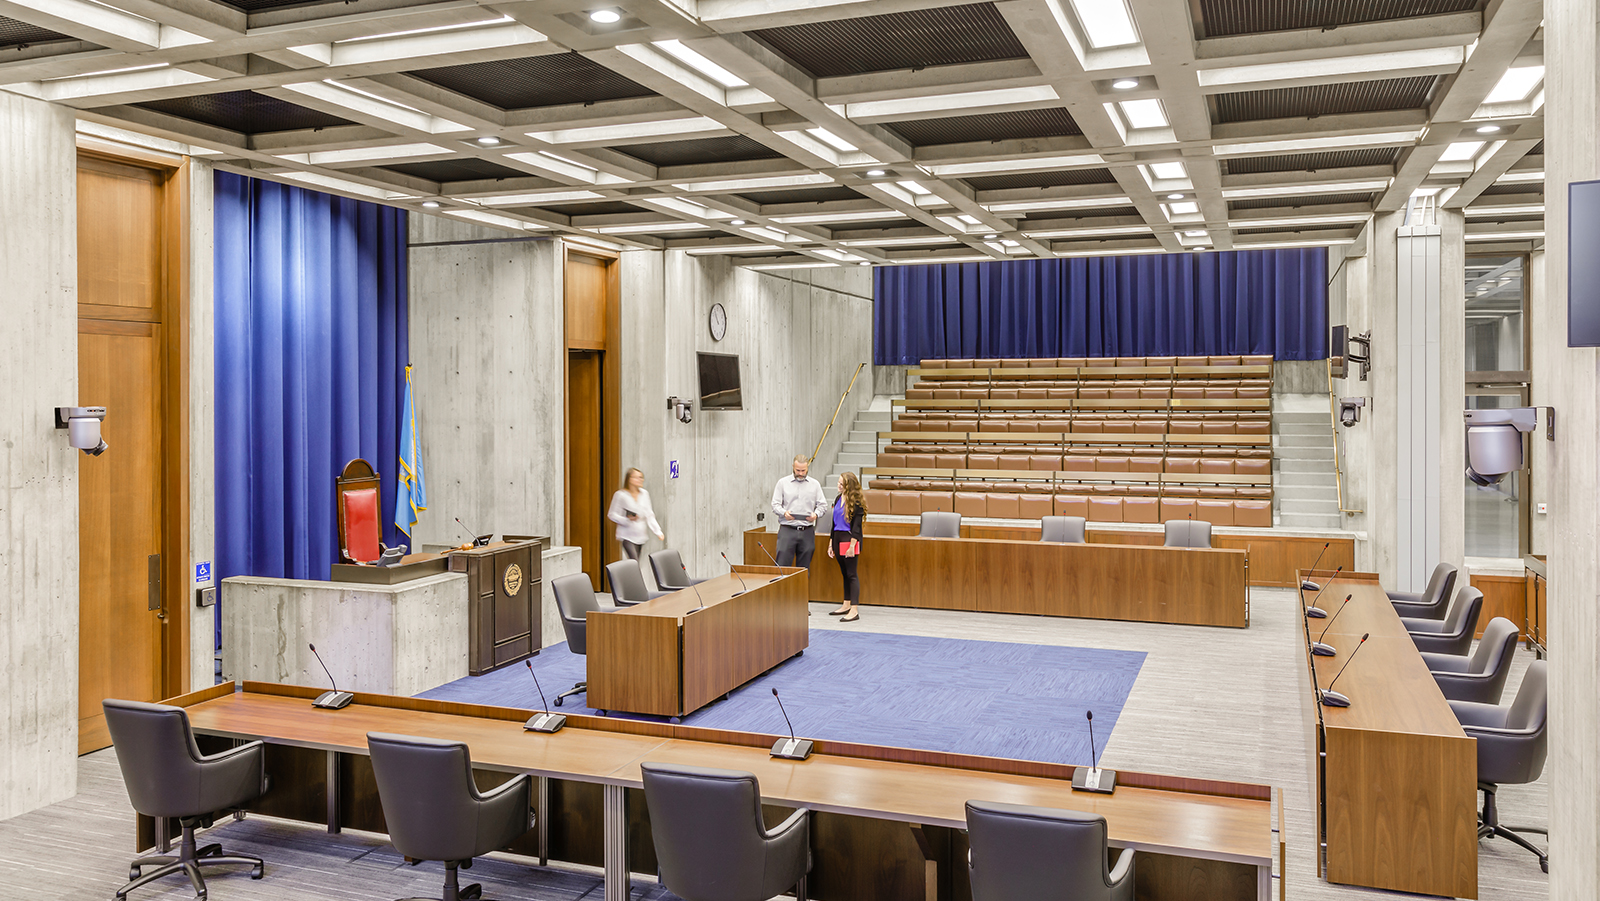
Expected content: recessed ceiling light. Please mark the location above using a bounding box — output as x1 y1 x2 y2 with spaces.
1439 141 1484 162
1167 193 1184 200
865 169 887 177
422 201 440 208
477 136 500 145
730 219 747 226
1149 161 1187 180
1475 125 1502 134
859 261 871 266
1069 0 1139 49
1119 98 1167 129
984 234 998 239
1485 65 1543 104
1112 78 1139 90
589 9 621 23
1184 229 1206 237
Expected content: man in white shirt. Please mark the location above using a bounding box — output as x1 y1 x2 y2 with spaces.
771 454 828 568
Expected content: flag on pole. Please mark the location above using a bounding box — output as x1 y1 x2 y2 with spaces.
395 364 427 537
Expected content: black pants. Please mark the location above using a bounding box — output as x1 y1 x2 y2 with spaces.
620 540 642 561
776 525 815 568
832 534 860 604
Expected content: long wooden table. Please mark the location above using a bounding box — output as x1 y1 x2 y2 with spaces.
1297 572 1478 898
586 566 808 717
146 682 1283 901
746 529 1249 627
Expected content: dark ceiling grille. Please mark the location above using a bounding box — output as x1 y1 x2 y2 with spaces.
410 52 656 111
965 168 1117 191
749 3 1027 79
542 200 645 216
1213 76 1438 123
887 107 1080 146
221 0 363 10
380 158 528 182
1529 140 1545 156
614 135 781 168
1235 226 1349 235
1224 147 1400 175
738 186 865 205
1196 0 1483 38
1479 182 1543 196
1021 206 1140 221
0 14 76 46
1229 192 1377 210
134 90 353 135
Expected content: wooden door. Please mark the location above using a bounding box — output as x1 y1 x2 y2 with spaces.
564 248 620 589
77 154 175 753
567 352 604 588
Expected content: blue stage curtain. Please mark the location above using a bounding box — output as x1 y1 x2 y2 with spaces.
214 171 409 587
873 248 1327 364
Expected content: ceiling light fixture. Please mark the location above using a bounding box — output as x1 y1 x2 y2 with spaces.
589 9 621 24
1438 141 1484 162
1167 193 1184 200
729 219 747 226
1149 161 1187 180
924 154 1103 178
1485 66 1544 104
865 169 887 177
673 174 835 193
594 221 710 235
1475 125 1503 134
1112 78 1139 90
1212 131 1422 156
1166 201 1199 215
805 127 858 152
897 180 933 195
1184 229 1206 237
1069 0 1139 49
656 39 748 88
984 234 998 240
1119 98 1167 129
422 201 440 208
477 136 500 145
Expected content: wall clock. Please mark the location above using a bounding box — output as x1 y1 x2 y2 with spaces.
709 302 728 341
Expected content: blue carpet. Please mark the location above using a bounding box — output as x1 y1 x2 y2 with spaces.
418 630 1145 766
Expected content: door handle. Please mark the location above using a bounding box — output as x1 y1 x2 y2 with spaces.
148 554 163 612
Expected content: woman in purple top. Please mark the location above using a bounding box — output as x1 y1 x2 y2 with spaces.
827 472 866 622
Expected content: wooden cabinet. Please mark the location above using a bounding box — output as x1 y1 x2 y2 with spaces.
451 539 541 675
1524 555 1547 654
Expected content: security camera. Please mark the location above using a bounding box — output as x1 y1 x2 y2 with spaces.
1465 408 1537 487
667 396 693 424
1338 397 1366 427
55 406 108 456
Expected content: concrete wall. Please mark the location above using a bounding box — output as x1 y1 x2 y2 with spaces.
1527 249 1550 556
186 160 216 690
1328 239 1375 567
0 93 79 819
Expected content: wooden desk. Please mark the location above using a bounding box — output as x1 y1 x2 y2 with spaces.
747 529 1248 628
1298 574 1478 898
586 566 808 717
450 539 542 675
150 682 1282 901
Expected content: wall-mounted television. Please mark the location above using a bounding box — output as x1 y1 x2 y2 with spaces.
698 352 742 410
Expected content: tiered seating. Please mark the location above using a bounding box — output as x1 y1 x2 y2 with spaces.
863 355 1276 527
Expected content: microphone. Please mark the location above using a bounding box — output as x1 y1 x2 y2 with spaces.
1319 632 1369 708
455 517 490 548
1305 565 1342 618
308 643 353 709
759 541 781 568
687 583 708 614
722 551 750 596
1071 710 1117 794
522 660 566 733
1301 542 1331 591
768 688 813 760
1310 594 1353 656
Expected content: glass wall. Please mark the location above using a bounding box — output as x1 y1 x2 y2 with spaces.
1463 255 1528 559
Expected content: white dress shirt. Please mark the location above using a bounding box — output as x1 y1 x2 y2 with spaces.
771 474 828 527
608 488 662 543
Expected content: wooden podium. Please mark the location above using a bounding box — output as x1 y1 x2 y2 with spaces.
450 539 541 675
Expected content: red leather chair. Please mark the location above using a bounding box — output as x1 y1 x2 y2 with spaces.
336 458 382 564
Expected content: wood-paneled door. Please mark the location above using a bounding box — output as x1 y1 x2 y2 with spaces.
567 351 604 587
76 151 188 753
564 249 619 589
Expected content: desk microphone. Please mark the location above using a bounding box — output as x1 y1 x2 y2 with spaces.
768 688 813 760
1305 566 1342 618
722 551 750 596
1071 710 1116 794
687 583 708 614
308 643 353 709
759 541 781 568
1319 632 1368 708
522 660 566 733
1310 594 1353 656
455 517 491 548
1301 542 1331 591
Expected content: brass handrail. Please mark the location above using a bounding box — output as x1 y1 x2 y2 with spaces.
811 362 868 464
1327 358 1363 514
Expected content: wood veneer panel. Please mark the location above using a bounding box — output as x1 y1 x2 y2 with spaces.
1469 573 1527 638
1132 851 1259 901
585 611 680 716
681 570 807 712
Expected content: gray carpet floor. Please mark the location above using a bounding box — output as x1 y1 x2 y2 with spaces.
0 587 1547 900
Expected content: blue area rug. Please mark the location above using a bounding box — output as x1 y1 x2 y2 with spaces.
418 630 1145 766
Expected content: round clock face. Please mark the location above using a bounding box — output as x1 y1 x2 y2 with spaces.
709 302 728 341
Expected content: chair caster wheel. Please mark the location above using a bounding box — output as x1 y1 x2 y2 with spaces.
129 868 140 880
669 717 680 725
597 710 607 716
253 865 265 879
1541 859 1548 874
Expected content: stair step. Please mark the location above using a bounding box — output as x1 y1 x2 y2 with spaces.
1276 446 1335 460
1275 422 1328 436
841 441 875 454
1279 486 1340 501
1275 434 1332 448
1274 411 1327 422
836 455 876 468
1280 498 1339 513
1278 459 1336 474
1276 471 1339 487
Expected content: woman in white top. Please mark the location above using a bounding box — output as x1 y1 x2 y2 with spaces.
608 467 664 560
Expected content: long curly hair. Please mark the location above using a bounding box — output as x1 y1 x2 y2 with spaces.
839 472 866 521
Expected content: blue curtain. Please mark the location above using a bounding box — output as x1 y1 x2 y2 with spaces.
214 171 409 587
873 249 1327 364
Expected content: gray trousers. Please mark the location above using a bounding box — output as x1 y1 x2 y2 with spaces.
776 525 816 568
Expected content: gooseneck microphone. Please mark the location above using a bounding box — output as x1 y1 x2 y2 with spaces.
1310 594 1354 656
759 541 781 568
522 660 566 733
1301 542 1331 592
722 551 750 596
455 517 490 548
768 688 813 760
1071 710 1117 794
1319 632 1369 708
308 643 353 710
687 583 708 614
1305 565 1342 618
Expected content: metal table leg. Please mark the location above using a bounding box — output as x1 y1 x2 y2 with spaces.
603 784 629 901
327 750 341 834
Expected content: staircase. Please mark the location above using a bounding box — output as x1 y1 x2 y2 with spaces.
822 403 893 500
1274 397 1344 530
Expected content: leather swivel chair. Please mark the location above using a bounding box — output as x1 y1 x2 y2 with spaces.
1041 515 1087 544
1422 617 1520 704
640 763 810 901
1163 519 1212 548
919 511 961 538
965 800 1133 901
551 573 603 708
366 733 533 901
1451 660 1548 872
604 559 664 607
1389 562 1459 619
103 699 268 901
1401 586 1483 656
649 548 705 589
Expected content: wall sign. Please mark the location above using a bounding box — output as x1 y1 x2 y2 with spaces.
195 561 212 584
669 460 680 479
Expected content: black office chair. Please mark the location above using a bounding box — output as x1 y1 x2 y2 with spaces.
649 548 705 589
1162 519 1212 548
367 733 533 901
1041 515 1087 544
1451 660 1548 872
965 800 1133 901
1389 562 1459 619
1422 616 1520 704
1401 585 1483 655
640 763 809 901
103 699 267 901
919 511 960 538
551 572 603 708
605 559 664 606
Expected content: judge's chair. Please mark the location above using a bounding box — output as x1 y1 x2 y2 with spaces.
336 458 383 564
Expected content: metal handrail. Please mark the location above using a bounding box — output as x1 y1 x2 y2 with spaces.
811 362 868 464
1326 358 1364 514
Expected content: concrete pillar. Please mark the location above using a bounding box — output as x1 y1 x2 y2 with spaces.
187 160 217 690
0 92 79 819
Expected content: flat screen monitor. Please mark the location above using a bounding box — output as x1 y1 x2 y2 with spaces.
698 352 742 410
1571 179 1600 346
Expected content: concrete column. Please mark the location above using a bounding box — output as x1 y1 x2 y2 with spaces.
187 160 217 690
1330 239 1376 567
1528 249 1550 555
1541 2 1600 896
0 93 79 819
